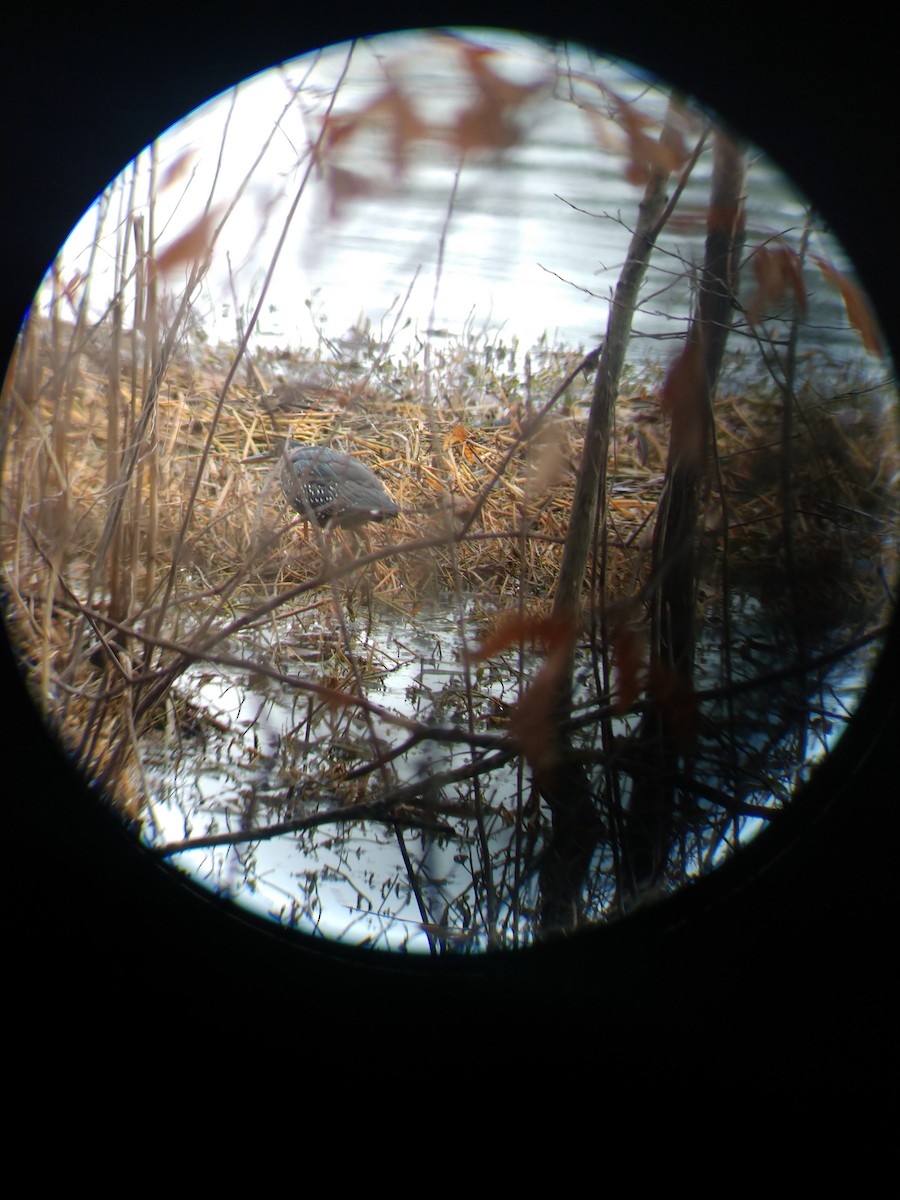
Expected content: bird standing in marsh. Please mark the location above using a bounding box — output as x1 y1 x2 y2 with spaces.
279 441 399 530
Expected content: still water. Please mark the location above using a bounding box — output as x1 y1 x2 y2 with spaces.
55 28 857 364
143 582 886 952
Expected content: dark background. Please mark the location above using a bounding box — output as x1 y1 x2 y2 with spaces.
3 3 898 1098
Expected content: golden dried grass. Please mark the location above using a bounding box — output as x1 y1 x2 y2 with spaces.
2 312 896 806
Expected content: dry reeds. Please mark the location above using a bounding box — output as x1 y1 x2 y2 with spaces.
3 307 895 793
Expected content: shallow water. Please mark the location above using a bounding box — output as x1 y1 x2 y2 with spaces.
141 564 889 952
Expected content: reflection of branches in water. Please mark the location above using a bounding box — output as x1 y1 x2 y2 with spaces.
155 748 510 857
144 591 887 950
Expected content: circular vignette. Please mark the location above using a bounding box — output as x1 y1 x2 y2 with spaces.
3 6 898 1072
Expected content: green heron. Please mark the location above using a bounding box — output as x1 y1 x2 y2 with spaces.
280 441 399 530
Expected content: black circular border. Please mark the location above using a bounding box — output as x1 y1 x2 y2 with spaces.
4 4 898 1091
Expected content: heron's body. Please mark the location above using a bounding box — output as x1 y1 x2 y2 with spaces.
280 441 399 530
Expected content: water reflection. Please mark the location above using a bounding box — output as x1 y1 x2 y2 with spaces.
142 550 887 951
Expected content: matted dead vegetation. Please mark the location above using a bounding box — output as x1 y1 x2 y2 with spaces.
3 310 896 827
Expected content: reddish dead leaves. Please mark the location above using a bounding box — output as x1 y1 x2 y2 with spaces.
153 209 221 279
471 609 698 776
323 84 428 177
610 93 688 185
443 422 485 470
611 618 699 751
445 422 472 449
609 620 645 714
580 89 689 186
468 610 572 665
469 612 575 781
747 244 808 325
453 40 547 154
315 33 700 225
659 338 709 469
158 148 197 192
319 34 548 219
747 243 884 358
812 255 884 356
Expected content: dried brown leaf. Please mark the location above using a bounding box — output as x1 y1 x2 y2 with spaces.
659 339 707 468
445 423 471 447
610 622 645 713
468 610 573 662
317 685 365 713
813 255 884 356
453 100 521 153
610 91 687 184
449 39 545 154
456 40 545 113
747 244 808 325
324 165 376 218
508 627 576 779
154 211 219 278
159 149 197 191
323 84 428 178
